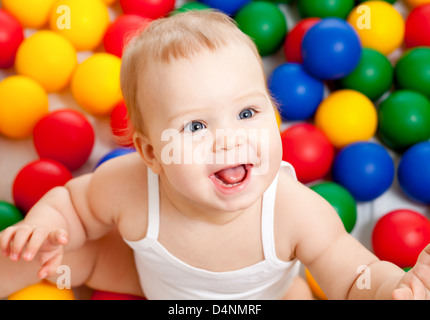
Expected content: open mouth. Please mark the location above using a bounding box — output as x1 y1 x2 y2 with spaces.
209 164 253 194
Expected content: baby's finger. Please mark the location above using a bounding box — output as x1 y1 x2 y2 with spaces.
9 226 35 261
392 287 413 300
48 229 68 247
22 228 51 261
38 254 63 279
0 226 18 256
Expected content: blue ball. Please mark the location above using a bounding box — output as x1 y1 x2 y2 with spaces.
198 0 251 15
95 147 136 170
398 141 430 204
332 142 394 202
302 18 362 80
268 63 324 121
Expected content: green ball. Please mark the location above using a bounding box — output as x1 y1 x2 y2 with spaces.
260 0 294 4
378 90 430 152
235 1 287 56
0 201 24 231
337 48 393 101
171 2 211 15
310 182 357 233
297 0 355 19
395 47 430 99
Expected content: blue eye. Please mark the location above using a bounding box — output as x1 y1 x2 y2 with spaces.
184 121 206 133
238 108 255 120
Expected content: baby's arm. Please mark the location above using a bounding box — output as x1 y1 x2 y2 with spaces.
0 170 115 279
284 179 410 299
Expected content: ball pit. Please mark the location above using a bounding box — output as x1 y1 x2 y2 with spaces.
0 10 24 69
268 63 324 121
301 18 362 80
1 0 430 300
12 159 73 214
372 209 430 268
15 30 77 92
33 109 95 171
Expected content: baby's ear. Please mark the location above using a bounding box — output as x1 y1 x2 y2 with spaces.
133 132 163 175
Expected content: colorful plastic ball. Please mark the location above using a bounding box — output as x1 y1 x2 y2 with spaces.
111 100 134 147
404 0 430 7
103 14 151 58
198 0 250 15
268 63 324 121
284 17 320 63
119 0 176 19
49 0 110 51
235 1 287 56
378 90 430 152
281 123 334 184
305 268 327 300
372 209 430 268
12 159 73 214
347 1 404 56
337 48 393 101
301 18 362 80
8 281 75 300
0 10 24 69
405 4 430 48
172 1 210 14
2 0 56 28
15 30 77 92
91 290 145 300
395 47 430 99
315 90 377 149
297 0 355 19
397 141 430 204
310 182 357 233
95 148 136 169
0 201 24 232
71 53 123 117
0 76 49 139
102 0 118 4
332 142 395 202
357 0 396 3
33 109 95 171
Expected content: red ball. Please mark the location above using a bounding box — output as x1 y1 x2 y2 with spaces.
0 9 24 69
281 123 334 183
110 100 134 147
12 159 73 214
91 290 145 300
372 209 430 268
405 4 430 48
284 17 320 63
119 0 176 19
103 14 151 57
33 109 95 171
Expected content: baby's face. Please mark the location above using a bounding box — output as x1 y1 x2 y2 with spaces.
138 43 282 212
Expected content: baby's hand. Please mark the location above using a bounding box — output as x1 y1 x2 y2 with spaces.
392 244 430 300
0 225 68 279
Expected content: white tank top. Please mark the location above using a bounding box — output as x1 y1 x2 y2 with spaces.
124 161 300 300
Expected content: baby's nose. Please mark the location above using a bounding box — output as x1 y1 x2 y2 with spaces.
213 128 247 153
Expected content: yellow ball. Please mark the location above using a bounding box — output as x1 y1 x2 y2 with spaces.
101 0 117 5
275 107 282 130
0 76 49 139
404 0 430 7
71 53 122 117
314 89 377 149
49 0 110 51
347 1 405 56
15 31 77 93
8 281 75 300
305 268 327 300
1 0 56 28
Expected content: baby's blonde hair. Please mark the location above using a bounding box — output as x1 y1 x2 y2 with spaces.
120 10 264 139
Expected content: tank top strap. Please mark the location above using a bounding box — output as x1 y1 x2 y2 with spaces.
261 161 297 263
145 167 160 240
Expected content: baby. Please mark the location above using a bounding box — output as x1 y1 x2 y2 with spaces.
1 11 429 300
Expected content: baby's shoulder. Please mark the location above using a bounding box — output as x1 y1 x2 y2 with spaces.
88 152 149 233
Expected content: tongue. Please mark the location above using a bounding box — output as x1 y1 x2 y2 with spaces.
215 165 246 184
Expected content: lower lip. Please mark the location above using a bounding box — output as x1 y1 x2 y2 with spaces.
209 165 252 195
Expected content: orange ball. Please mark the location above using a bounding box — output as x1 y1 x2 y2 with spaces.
305 268 327 300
